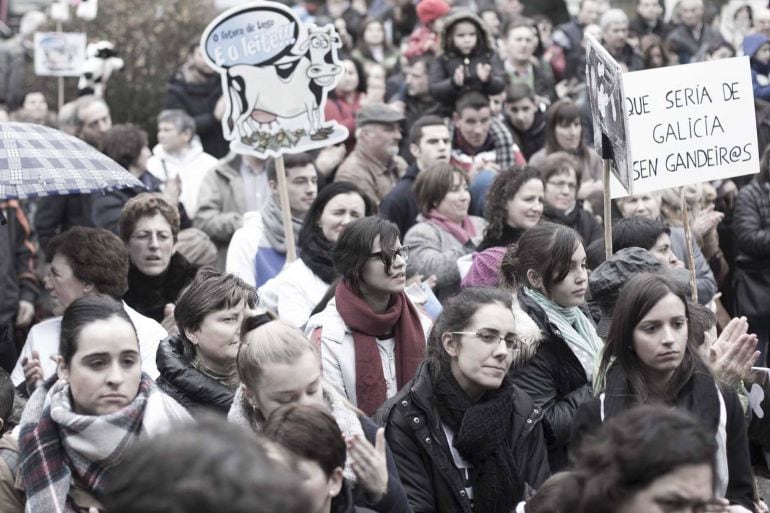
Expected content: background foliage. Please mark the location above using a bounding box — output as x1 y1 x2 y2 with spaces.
39 0 217 144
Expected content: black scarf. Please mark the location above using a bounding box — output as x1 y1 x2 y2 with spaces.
433 365 521 513
603 364 720 435
123 253 198 322
299 229 337 284
478 224 525 251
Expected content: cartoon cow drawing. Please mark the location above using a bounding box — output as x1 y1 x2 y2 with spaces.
223 24 342 141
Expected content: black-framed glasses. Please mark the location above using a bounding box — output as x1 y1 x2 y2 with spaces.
449 328 520 349
369 245 410 262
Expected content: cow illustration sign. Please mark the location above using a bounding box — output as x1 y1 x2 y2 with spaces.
201 2 348 158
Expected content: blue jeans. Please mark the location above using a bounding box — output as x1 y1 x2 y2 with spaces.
469 169 497 217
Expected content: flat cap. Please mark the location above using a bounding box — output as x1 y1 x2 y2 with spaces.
356 103 404 127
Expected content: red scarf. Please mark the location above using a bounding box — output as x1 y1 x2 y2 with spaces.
334 280 426 415
426 209 477 245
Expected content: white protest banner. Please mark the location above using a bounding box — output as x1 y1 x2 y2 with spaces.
610 56 759 198
200 1 348 158
586 34 633 194
34 32 86 77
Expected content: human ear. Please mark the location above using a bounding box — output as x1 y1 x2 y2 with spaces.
442 332 458 357
526 269 543 290
409 143 420 160
184 329 199 345
57 356 69 381
328 467 344 498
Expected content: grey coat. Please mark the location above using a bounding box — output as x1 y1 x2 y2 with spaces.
404 216 487 300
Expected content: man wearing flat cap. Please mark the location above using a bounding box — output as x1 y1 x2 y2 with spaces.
334 104 407 203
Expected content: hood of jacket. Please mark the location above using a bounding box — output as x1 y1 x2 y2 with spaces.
744 32 770 59
440 10 495 57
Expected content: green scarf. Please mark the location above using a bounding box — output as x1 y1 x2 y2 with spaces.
524 287 603 382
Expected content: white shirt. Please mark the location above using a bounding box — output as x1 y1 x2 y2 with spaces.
258 259 331 329
225 211 264 287
146 139 218 218
11 302 166 386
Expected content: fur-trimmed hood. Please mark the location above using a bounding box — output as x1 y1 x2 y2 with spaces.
440 10 496 57
512 294 544 366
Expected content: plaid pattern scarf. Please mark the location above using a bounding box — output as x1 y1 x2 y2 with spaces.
19 374 154 513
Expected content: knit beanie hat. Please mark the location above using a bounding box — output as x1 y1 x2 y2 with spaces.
416 0 450 25
460 246 506 288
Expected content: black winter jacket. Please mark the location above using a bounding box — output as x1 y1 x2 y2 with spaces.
542 202 602 246
731 180 770 322
571 371 755 510
376 361 550 513
379 164 420 239
733 180 770 263
123 253 198 322
155 335 236 415
429 12 506 114
510 290 592 471
163 72 228 158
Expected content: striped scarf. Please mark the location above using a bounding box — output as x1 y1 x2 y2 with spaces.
19 374 181 513
524 288 603 382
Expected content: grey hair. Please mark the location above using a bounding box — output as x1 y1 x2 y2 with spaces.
157 109 196 138
600 8 629 31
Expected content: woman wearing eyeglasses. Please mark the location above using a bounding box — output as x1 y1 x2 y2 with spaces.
376 287 550 513
499 223 602 472
404 162 487 301
119 193 198 324
539 152 602 245
155 269 257 415
305 217 432 416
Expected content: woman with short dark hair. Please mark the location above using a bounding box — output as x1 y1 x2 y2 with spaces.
306 217 431 416
263 404 349 513
377 287 550 513
155 268 256 415
11 227 167 392
571 273 755 510
404 162 487 300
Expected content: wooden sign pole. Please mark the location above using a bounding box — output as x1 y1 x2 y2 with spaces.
680 188 698 303
57 21 64 111
603 159 612 259
274 155 297 263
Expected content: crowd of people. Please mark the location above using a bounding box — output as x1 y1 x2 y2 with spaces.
3 0 770 511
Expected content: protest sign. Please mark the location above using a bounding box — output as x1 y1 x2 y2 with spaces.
610 56 758 198
34 32 86 77
586 34 633 195
200 1 348 159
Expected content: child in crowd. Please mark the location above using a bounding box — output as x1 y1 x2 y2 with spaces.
429 11 506 112
404 0 450 58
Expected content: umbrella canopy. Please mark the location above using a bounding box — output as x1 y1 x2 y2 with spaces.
0 122 143 200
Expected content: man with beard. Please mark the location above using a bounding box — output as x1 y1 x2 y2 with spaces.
163 39 228 158
335 104 406 203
